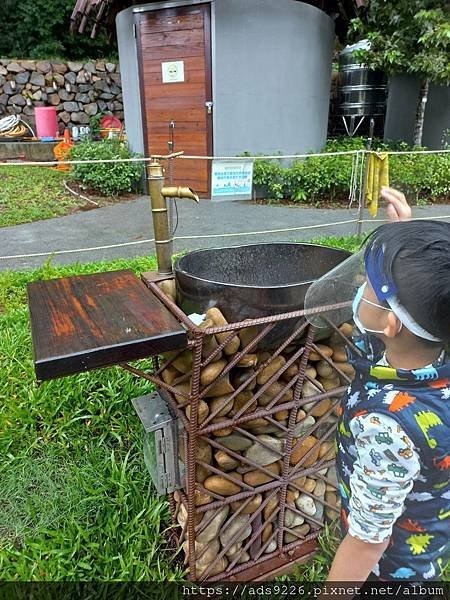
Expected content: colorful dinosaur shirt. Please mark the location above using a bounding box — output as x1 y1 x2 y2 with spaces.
346 412 421 545
336 335 450 581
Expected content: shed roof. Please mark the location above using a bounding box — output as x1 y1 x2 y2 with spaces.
70 0 365 41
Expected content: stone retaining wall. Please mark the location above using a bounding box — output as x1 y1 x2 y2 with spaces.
0 59 123 133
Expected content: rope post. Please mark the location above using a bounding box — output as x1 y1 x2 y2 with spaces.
356 118 375 238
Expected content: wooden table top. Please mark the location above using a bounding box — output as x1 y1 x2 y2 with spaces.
27 269 188 381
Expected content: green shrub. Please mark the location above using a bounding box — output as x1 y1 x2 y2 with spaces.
252 137 450 204
70 139 143 196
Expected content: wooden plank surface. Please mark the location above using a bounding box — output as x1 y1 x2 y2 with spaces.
27 270 187 381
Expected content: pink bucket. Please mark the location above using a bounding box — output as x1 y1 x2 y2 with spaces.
35 106 59 139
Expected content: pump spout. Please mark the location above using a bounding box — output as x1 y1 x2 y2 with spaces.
161 186 199 203
147 159 200 276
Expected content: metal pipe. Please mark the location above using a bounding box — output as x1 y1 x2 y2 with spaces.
147 159 199 276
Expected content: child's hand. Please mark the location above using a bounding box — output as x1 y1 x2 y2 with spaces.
381 187 412 222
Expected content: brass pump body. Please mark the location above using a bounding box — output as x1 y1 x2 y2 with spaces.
147 159 199 275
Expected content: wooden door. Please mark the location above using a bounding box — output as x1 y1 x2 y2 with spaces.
136 4 212 196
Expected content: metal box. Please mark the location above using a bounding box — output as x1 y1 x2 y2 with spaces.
132 392 184 495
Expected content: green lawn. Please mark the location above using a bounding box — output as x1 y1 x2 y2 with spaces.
0 239 446 581
0 167 84 228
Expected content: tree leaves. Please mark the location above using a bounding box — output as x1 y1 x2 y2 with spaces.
350 0 450 84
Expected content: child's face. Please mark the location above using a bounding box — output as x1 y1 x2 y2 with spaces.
357 279 391 334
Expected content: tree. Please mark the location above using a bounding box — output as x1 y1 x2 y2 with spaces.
350 0 450 146
0 0 117 60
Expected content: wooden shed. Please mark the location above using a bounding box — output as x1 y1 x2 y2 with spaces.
71 0 359 197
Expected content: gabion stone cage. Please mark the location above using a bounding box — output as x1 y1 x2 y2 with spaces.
123 279 357 582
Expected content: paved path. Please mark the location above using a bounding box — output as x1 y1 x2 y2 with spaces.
1 197 449 271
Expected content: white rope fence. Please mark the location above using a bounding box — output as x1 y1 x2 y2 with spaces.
0 147 449 168
0 147 448 262
1 215 449 262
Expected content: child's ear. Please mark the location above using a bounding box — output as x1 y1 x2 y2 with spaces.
383 312 402 338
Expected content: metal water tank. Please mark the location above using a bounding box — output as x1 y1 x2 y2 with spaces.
339 40 387 117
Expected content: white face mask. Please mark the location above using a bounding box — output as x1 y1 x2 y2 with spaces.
352 282 402 336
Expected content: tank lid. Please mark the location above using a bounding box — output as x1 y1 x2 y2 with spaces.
341 39 371 55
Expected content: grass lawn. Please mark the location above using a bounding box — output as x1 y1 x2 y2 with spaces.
0 166 138 228
0 238 447 581
0 167 84 228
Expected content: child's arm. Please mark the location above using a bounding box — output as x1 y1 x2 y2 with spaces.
327 532 389 581
328 412 420 581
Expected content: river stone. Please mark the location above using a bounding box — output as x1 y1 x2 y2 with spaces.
286 488 299 504
64 72 76 85
76 71 88 84
52 62 68 74
29 72 45 87
59 89 74 101
9 94 25 106
3 81 16 95
51 73 64 86
220 515 252 547
285 508 305 528
327 466 338 487
15 71 30 84
296 494 317 516
290 435 320 467
106 62 116 73
284 523 311 544
226 542 242 558
63 101 79 112
314 479 326 497
197 505 229 543
186 539 219 569
177 503 203 528
263 495 279 520
75 92 90 103
71 111 90 124
84 102 98 117
236 551 250 564
215 450 239 471
293 415 315 438
255 424 284 435
7 62 24 73
197 555 228 579
68 61 83 72
195 489 212 507
303 478 316 493
265 540 277 554
47 93 60 106
231 494 262 514
36 60 51 73
312 501 324 522
244 435 283 466
219 434 253 452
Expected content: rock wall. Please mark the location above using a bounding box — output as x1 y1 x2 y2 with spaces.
0 59 123 132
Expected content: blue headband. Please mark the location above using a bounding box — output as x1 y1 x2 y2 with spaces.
365 246 398 302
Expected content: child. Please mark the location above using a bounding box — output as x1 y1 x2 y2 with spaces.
327 189 449 582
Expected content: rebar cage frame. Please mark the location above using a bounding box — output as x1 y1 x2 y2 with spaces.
122 280 359 582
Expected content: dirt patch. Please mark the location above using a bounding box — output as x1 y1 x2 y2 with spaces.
64 180 140 212
254 193 449 209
